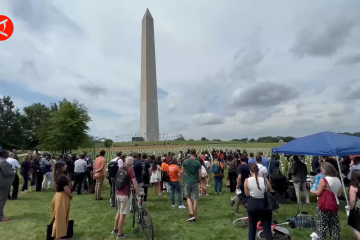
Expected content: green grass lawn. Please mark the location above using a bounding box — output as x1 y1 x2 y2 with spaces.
0 173 353 240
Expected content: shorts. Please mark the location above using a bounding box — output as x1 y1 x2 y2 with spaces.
116 195 131 215
184 183 199 200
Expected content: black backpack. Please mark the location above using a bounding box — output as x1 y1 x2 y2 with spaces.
115 167 129 190
108 159 119 179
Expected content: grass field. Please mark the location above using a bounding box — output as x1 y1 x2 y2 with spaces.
0 172 353 240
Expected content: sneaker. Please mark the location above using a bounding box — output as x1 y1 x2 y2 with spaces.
84 190 88 193
215 192 218 195
111 230 118 234
206 194 209 196
207 185 211 187
179 205 186 209
172 204 177 207
116 233 129 239
219 192 222 194
187 214 195 221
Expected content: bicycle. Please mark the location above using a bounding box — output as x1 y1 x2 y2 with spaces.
131 185 154 240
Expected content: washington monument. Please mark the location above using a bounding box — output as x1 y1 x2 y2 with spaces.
140 9 160 141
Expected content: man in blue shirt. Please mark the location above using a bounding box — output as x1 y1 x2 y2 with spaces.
248 153 256 164
259 151 269 169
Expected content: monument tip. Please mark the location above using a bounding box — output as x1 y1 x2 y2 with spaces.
144 8 153 18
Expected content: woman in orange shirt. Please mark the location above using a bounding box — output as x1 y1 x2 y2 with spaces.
161 159 170 192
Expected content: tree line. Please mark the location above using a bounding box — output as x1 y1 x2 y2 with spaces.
0 96 113 153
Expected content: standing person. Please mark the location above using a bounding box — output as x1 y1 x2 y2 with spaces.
204 156 211 187
37 153 50 192
132 153 144 193
256 156 268 178
66 155 75 187
108 152 122 207
161 158 170 192
183 149 202 221
52 162 72 240
248 153 256 165
212 157 224 194
258 152 269 170
30 155 37 188
72 154 87 195
94 150 107 200
6 153 20 200
168 158 186 208
236 156 250 201
150 160 162 195
227 156 237 193
11 150 19 161
348 156 360 180
310 162 341 240
140 153 151 202
199 158 208 196
20 154 32 192
42 155 55 190
348 169 360 239
244 164 273 240
290 155 309 205
83 152 94 192
0 150 15 222
112 157 141 239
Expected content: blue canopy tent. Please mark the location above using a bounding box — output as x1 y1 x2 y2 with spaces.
272 131 360 211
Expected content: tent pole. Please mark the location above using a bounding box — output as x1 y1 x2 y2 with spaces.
336 156 349 208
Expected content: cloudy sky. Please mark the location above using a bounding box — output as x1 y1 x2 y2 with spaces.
1 0 360 140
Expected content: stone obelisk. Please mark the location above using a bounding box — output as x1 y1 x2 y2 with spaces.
140 9 159 141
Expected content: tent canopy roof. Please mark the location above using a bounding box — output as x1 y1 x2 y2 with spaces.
272 131 360 156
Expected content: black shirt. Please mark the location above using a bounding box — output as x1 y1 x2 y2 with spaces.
238 164 250 183
141 160 151 184
133 159 143 184
66 160 75 173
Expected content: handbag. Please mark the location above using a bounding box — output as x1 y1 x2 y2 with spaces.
46 219 74 240
263 178 279 211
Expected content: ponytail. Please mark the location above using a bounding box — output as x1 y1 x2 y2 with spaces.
255 172 261 190
249 163 261 190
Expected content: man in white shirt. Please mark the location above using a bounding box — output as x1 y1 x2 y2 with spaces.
109 152 123 207
256 156 268 178
7 153 20 200
73 154 88 195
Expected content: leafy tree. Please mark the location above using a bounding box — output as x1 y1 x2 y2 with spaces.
189 139 194 141
20 103 51 150
0 96 23 150
104 139 113 149
38 99 91 153
212 139 221 141
248 138 256 142
201 137 207 141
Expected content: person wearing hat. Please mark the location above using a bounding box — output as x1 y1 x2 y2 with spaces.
0 150 15 222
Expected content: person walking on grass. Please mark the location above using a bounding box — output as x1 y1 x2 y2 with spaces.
42 155 55 191
7 152 20 200
112 157 141 239
256 156 268 178
94 150 107 200
183 149 202 221
150 160 162 195
245 164 273 240
72 154 87 195
290 155 309 205
0 150 15 222
212 157 224 194
168 158 186 208
20 154 32 192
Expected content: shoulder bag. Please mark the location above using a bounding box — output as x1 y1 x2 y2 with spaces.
263 178 279 211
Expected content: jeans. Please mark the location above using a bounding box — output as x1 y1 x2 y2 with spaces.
8 173 19 199
110 177 116 207
293 182 310 205
42 172 53 189
73 172 85 194
169 181 182 205
214 176 223 193
21 173 29 191
36 171 43 192
247 197 272 240
31 170 37 186
228 171 237 192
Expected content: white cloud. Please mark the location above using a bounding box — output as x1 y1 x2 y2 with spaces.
1 0 360 140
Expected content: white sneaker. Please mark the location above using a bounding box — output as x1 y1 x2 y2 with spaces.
206 185 211 187
172 204 177 207
206 194 209 196
179 205 186 209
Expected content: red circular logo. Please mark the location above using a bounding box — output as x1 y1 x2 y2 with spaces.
0 15 14 41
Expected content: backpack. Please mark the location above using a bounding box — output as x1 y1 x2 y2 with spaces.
212 161 220 174
115 167 129 190
318 178 338 212
201 166 208 178
108 159 119 179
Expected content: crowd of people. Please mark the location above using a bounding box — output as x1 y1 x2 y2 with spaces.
1 147 360 240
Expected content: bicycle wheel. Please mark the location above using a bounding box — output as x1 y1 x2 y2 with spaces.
233 217 249 227
140 207 154 240
256 229 291 240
